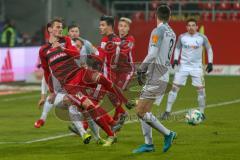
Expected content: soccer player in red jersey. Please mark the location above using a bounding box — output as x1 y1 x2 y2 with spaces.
99 15 132 124
115 17 135 91
39 18 131 146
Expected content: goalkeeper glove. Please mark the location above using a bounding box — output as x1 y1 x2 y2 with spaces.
172 60 178 69
206 63 213 73
137 68 146 86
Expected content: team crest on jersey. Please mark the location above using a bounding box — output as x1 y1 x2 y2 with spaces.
152 35 159 44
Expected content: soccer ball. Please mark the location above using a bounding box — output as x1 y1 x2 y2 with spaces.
185 109 203 125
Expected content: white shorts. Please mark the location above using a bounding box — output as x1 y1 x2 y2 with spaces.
173 66 205 87
140 73 169 100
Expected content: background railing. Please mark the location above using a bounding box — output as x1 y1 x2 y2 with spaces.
109 0 240 21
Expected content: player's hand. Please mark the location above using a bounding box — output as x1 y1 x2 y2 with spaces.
206 63 213 73
48 93 56 104
137 68 146 86
38 94 47 108
172 60 178 69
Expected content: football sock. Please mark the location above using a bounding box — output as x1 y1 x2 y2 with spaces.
142 112 170 136
86 105 114 137
197 88 206 113
68 105 87 137
140 119 153 145
113 105 126 121
166 90 178 112
40 97 54 121
88 119 101 140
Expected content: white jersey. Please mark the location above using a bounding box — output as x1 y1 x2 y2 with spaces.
174 32 213 68
140 22 176 83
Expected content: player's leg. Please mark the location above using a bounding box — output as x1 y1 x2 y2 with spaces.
54 93 92 144
191 71 206 117
161 71 188 120
34 95 54 128
161 84 181 120
133 98 176 153
68 105 92 144
66 94 116 146
91 70 132 107
112 72 132 122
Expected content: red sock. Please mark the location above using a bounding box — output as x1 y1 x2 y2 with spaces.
83 121 89 130
87 105 114 137
98 74 128 104
113 105 126 121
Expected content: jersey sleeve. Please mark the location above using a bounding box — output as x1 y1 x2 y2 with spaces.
173 34 183 60
202 34 213 63
63 36 80 57
139 28 163 72
39 47 54 93
85 40 95 54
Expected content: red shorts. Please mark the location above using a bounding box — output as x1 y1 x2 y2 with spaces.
63 67 100 105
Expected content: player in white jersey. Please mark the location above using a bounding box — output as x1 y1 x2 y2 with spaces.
132 5 177 154
161 18 213 120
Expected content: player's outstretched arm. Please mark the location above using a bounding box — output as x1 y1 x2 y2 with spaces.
203 35 213 73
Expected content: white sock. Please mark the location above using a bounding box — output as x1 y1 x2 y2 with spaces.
88 119 100 140
197 88 206 113
153 95 164 106
166 90 178 112
68 105 87 137
40 97 54 121
142 112 170 136
140 119 153 145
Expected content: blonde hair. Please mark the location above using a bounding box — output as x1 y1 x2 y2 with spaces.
119 17 132 25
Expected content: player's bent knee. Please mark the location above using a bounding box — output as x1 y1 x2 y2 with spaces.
63 96 72 106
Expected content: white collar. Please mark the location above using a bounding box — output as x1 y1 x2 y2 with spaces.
157 22 163 28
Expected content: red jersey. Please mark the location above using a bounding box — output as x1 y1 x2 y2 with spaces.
117 34 135 72
39 36 79 92
100 33 121 69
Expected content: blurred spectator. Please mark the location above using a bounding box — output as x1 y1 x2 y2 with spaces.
0 19 17 47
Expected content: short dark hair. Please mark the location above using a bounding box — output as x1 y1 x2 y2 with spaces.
156 5 171 22
49 17 64 27
100 15 115 28
68 24 80 31
186 18 197 25
72 37 83 43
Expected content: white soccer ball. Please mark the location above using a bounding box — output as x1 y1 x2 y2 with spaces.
185 109 203 125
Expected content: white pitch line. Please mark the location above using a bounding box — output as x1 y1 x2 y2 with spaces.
1 95 38 102
24 133 75 144
0 98 240 144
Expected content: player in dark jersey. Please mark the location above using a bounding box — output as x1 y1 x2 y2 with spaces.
39 18 133 146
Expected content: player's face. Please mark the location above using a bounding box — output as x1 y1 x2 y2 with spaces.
99 21 109 35
187 21 198 35
50 22 63 37
68 27 80 39
75 40 83 51
118 21 129 37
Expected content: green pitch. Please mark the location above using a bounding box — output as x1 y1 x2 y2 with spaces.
0 76 240 160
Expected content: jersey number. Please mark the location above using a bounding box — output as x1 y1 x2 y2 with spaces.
168 39 174 60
